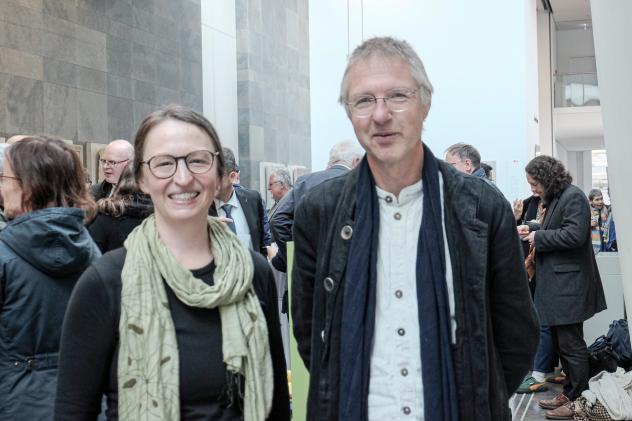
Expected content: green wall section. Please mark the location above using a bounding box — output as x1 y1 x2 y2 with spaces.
287 241 309 420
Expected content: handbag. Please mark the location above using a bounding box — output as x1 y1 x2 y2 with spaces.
606 319 632 368
524 243 536 281
587 335 619 377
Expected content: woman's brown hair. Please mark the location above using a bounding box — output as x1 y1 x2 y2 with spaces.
96 163 141 217
6 136 97 221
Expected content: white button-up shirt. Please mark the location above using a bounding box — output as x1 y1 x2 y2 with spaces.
368 174 456 421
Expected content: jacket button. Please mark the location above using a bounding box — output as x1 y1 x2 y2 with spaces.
321 330 325 342
340 225 353 240
323 277 335 292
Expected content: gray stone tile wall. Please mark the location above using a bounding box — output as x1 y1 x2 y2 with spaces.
236 0 311 189
0 0 202 145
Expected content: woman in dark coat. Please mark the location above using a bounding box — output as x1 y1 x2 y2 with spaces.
524 155 607 419
88 163 153 253
0 137 101 420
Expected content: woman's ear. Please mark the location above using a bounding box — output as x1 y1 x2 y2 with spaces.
138 176 149 194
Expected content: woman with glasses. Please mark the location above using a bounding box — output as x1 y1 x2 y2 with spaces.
88 163 153 253
55 105 290 421
0 137 101 420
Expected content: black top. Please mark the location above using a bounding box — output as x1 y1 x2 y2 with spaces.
88 194 154 254
54 248 290 421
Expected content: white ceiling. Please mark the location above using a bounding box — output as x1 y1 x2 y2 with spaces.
549 0 591 23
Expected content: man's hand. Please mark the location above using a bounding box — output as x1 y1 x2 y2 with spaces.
266 243 279 261
517 225 530 238
526 231 536 245
217 216 234 225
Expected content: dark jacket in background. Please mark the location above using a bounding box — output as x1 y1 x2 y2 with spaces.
269 164 350 272
88 194 153 253
0 208 101 420
292 160 539 421
90 181 114 201
534 184 607 326
210 186 268 256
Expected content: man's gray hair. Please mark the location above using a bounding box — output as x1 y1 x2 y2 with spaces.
339 36 434 109
0 144 10 173
445 143 481 169
328 139 364 167
271 168 292 189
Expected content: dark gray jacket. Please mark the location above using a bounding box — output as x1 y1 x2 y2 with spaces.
292 160 539 421
270 164 350 272
534 184 607 325
0 208 101 420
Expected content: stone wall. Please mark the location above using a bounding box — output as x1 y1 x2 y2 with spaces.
235 0 310 188
0 0 202 144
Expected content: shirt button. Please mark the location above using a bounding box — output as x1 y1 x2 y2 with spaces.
394 212 402 220
395 290 403 298
402 406 411 415
385 195 393 203
323 277 335 292
401 368 408 376
340 225 353 240
397 328 405 336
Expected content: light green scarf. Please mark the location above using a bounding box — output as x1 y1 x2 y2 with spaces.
118 215 273 420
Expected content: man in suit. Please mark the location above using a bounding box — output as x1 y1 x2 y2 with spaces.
211 147 268 256
90 139 134 200
269 139 364 273
525 155 607 419
267 168 292 219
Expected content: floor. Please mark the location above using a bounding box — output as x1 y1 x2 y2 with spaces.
510 383 564 421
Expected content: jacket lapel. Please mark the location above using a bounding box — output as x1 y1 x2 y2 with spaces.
235 188 257 239
542 196 560 229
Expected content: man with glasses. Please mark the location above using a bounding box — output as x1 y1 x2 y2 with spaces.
291 37 538 421
91 139 134 200
267 168 292 217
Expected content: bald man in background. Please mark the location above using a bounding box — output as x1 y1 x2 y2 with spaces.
91 139 134 200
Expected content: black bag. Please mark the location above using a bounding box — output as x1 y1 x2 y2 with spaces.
587 335 619 377
606 319 632 368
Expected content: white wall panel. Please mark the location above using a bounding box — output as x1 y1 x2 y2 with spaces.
201 0 239 156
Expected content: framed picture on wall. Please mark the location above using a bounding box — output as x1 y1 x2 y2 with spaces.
86 142 108 184
71 144 85 167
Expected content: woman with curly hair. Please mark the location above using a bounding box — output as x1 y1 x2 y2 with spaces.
523 155 606 420
0 136 101 420
88 163 153 253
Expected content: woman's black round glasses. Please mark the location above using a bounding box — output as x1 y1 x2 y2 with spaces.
141 150 220 179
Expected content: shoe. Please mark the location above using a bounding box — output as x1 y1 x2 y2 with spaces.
516 376 549 393
546 373 566 385
545 402 573 419
539 393 569 410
